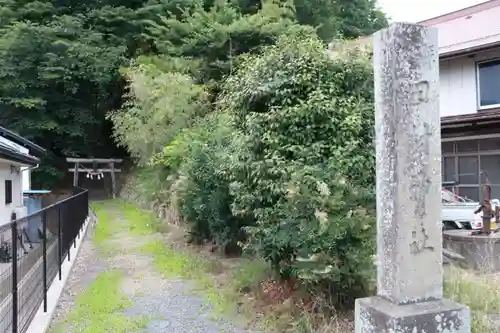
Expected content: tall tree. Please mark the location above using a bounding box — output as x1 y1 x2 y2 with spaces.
0 16 126 185
293 0 387 41
144 1 308 96
0 0 387 187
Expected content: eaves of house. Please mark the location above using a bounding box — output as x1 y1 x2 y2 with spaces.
0 126 46 157
0 126 45 166
0 141 40 166
421 0 500 59
353 1 500 56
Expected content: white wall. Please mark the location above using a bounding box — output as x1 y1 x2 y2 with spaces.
439 46 500 117
0 162 23 225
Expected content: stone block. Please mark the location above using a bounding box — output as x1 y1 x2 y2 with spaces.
355 296 471 333
373 22 442 304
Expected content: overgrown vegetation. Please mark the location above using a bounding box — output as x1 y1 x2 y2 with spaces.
445 267 500 333
222 34 376 299
112 5 379 328
108 199 356 332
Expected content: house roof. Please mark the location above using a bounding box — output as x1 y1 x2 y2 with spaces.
353 0 500 57
0 126 46 156
0 141 40 166
423 0 500 58
419 0 500 26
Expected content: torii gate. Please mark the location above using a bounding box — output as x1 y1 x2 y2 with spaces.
66 158 123 198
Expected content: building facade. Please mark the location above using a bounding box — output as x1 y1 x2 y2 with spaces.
421 0 500 201
0 127 45 224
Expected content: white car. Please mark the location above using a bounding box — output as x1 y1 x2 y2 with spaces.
441 188 499 230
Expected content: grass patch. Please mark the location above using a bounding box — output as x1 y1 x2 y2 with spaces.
445 266 500 333
230 260 271 294
141 240 209 279
118 199 169 235
51 271 149 333
90 201 117 255
118 199 248 317
91 200 168 254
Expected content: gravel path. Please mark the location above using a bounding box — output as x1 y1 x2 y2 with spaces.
48 226 106 329
49 204 255 333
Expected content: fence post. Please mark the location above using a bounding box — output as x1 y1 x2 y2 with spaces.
78 197 81 238
58 207 62 281
77 193 80 239
42 211 47 313
11 220 18 333
67 196 71 262
73 197 77 249
67 231 71 263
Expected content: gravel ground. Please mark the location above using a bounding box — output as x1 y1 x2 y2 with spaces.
49 207 255 333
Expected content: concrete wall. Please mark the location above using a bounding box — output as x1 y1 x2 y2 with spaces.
0 162 24 226
440 46 500 117
443 231 500 273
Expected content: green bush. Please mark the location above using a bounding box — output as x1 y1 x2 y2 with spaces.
132 166 171 201
250 165 376 300
220 33 376 301
153 114 251 253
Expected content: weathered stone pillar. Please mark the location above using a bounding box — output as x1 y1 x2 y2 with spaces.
355 23 471 333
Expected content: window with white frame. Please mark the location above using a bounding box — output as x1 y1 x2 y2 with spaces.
477 59 500 109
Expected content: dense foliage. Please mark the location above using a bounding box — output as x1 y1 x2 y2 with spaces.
222 34 376 296
151 114 251 252
109 60 209 164
114 31 377 304
0 16 126 185
0 0 387 187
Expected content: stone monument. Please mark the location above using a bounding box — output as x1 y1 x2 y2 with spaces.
355 23 471 332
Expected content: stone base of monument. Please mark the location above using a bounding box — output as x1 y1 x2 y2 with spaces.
355 296 471 333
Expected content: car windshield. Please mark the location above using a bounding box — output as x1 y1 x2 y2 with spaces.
442 188 475 203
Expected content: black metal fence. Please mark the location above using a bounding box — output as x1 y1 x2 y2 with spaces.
0 186 89 333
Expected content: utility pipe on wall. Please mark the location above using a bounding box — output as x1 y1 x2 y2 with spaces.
21 164 39 191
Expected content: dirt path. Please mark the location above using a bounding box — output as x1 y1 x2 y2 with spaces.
49 201 255 333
